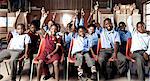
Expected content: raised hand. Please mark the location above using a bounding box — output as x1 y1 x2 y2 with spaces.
81 8 85 16
16 9 21 17
52 12 56 21
75 9 79 15
90 9 95 16
41 7 45 15
23 11 28 17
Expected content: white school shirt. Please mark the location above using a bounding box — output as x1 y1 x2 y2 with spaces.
127 16 150 55
8 34 31 50
100 28 121 48
71 35 90 55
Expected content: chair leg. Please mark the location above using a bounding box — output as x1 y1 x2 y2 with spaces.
66 57 69 81
127 68 131 81
30 60 34 81
97 70 99 81
18 61 25 81
4 62 9 75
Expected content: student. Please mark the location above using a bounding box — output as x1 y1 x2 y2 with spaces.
36 24 62 81
37 8 63 81
0 23 31 81
97 18 127 79
127 8 150 81
117 22 132 54
71 27 97 80
86 24 99 53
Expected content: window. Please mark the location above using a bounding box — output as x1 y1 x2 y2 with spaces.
143 1 150 31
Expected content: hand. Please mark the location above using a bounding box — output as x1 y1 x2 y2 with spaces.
47 53 53 59
41 7 45 15
43 11 49 18
81 8 85 16
16 9 21 17
24 11 28 17
60 55 64 63
109 54 117 62
52 12 56 20
143 52 149 61
93 54 98 61
130 58 136 63
75 9 78 15
90 9 95 15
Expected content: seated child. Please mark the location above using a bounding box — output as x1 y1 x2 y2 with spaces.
71 27 97 80
0 23 31 81
36 24 62 81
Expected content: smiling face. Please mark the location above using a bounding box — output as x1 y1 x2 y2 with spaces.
30 24 36 33
78 28 85 37
136 22 146 33
16 24 25 35
104 20 113 31
88 26 95 35
50 25 58 35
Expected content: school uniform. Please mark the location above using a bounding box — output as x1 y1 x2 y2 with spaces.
98 28 127 78
86 32 99 53
118 30 132 54
71 35 95 67
0 34 31 80
75 18 84 28
37 34 62 64
127 16 150 81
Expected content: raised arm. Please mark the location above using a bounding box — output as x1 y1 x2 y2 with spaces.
87 10 94 24
13 9 21 28
23 11 28 30
79 8 85 26
75 9 79 28
40 7 49 35
127 6 134 34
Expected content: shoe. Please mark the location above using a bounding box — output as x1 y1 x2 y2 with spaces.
43 74 51 80
0 74 3 80
91 72 97 80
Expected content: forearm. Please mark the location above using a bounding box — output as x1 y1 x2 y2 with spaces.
24 44 29 56
50 44 60 55
113 42 119 57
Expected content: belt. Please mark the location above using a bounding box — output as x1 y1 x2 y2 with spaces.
100 48 113 51
133 50 146 53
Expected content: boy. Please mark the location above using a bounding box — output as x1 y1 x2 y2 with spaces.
0 23 31 81
97 18 127 79
71 27 97 80
117 22 132 54
127 8 150 81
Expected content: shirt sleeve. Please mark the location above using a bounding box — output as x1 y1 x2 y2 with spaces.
75 18 79 28
25 34 31 44
127 16 134 34
79 18 84 26
145 38 150 55
114 32 121 45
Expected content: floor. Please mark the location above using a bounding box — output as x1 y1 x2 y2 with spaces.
0 60 149 81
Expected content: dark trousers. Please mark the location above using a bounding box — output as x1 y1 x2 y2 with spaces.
132 50 146 81
0 49 23 80
98 49 127 78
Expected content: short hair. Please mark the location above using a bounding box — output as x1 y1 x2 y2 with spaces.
136 22 145 28
17 23 25 31
87 24 96 29
77 26 86 32
104 18 112 23
119 22 126 26
51 24 58 31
